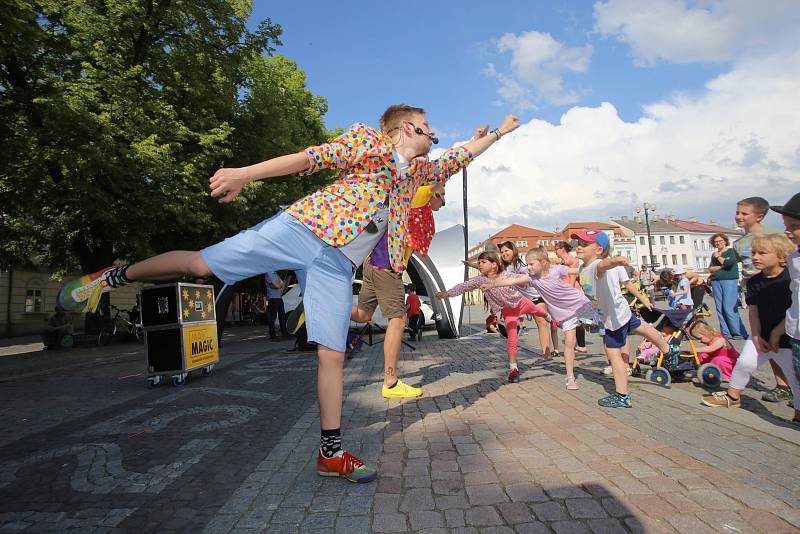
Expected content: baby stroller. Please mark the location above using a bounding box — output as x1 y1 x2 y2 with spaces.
632 305 722 388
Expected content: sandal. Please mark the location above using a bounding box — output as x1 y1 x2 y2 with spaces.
566 376 579 390
550 350 560 358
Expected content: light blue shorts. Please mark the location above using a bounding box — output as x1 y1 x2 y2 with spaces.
201 211 354 352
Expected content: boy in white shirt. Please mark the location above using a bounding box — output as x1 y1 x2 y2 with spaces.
571 230 680 408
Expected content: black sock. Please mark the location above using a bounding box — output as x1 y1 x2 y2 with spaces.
105 265 131 288
320 428 341 458
386 380 398 389
616 391 630 398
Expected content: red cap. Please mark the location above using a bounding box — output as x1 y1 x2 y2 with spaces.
570 229 610 250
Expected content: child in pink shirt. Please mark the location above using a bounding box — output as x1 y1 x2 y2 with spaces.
437 251 547 383
688 320 740 380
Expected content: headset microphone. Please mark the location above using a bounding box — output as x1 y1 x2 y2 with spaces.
414 127 439 145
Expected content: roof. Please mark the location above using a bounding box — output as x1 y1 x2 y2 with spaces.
668 218 741 234
563 221 618 230
561 221 624 237
491 224 555 239
612 218 741 235
611 218 686 234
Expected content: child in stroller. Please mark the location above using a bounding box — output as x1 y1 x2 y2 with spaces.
633 304 724 387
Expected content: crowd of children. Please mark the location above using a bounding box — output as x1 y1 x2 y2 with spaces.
442 194 800 421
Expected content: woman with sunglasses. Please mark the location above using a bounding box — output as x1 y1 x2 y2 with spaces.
708 232 748 339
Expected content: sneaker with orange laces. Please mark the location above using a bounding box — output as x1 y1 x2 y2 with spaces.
317 450 377 483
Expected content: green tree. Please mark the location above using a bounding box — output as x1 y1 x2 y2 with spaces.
0 0 331 275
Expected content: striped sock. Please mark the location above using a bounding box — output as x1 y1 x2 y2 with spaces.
105 265 131 288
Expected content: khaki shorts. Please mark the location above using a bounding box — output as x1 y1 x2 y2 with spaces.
358 263 406 319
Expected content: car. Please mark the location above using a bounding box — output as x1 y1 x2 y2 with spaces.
281 280 434 329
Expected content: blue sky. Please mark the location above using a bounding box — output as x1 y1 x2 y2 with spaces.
250 1 718 139
249 1 798 241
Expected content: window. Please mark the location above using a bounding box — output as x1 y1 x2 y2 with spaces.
681 254 687 265
25 289 43 313
659 236 666 245
650 236 655 245
516 240 527 248
694 240 699 250
669 236 675 244
639 236 645 245
679 235 685 244
671 254 678 265
662 255 668 266
642 256 647 266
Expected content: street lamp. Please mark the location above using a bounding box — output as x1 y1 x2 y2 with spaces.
635 202 657 270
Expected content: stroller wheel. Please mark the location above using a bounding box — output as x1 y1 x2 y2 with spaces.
697 363 722 388
649 366 672 387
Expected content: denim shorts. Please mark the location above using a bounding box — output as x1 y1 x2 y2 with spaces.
603 315 642 349
201 211 354 352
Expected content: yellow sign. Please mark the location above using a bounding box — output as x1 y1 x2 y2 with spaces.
182 324 219 369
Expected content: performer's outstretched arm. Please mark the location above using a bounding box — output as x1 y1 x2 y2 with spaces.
209 151 311 203
461 115 520 158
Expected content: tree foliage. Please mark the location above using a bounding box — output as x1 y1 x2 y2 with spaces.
0 0 332 273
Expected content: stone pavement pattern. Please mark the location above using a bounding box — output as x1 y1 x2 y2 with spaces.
232 330 799 533
1 324 799 532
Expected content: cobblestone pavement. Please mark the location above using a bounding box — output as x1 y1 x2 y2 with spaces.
1 316 799 533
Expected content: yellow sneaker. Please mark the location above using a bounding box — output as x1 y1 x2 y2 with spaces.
382 379 423 399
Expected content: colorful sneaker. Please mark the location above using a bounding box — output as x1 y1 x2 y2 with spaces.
508 368 520 383
57 266 119 312
762 385 793 403
701 391 741 408
382 379 423 399
598 392 632 408
317 450 377 483
566 376 579 390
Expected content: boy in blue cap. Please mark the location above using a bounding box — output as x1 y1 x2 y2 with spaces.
571 229 680 408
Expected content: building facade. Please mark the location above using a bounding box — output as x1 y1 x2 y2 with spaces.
612 217 741 273
0 268 144 337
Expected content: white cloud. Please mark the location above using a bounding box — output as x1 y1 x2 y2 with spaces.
436 49 800 244
488 31 592 108
593 0 800 66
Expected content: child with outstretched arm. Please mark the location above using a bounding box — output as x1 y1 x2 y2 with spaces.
481 246 615 390
571 230 680 408
436 251 547 383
